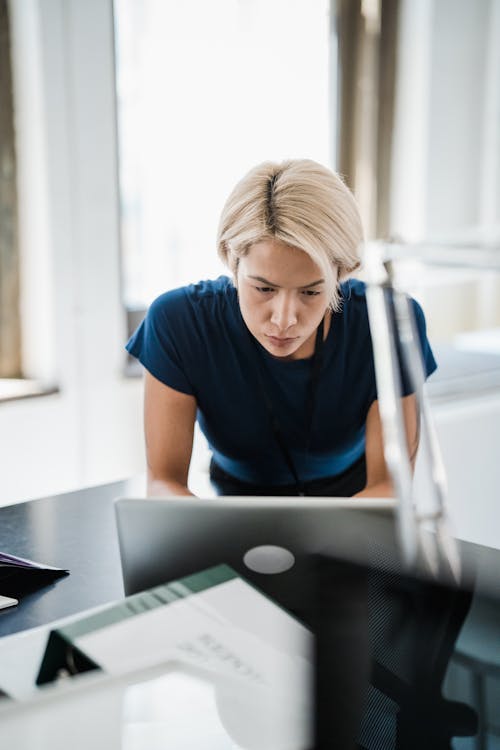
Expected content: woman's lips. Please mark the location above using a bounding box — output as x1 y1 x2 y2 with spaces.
265 335 298 348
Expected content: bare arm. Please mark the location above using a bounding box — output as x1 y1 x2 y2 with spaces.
144 370 198 497
354 394 419 498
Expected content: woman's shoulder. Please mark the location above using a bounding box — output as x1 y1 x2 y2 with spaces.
337 279 369 328
339 277 367 303
187 275 236 304
338 277 429 326
149 275 236 319
336 277 436 378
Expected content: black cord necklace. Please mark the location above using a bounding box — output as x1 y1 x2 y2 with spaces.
247 318 325 496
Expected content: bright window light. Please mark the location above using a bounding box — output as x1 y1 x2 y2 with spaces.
114 0 331 309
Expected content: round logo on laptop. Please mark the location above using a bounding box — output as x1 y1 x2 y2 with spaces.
243 545 295 575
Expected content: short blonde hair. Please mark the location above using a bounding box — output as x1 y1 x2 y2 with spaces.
217 159 363 310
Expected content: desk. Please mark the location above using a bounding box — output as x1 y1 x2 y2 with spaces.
0 478 143 638
2 479 500 639
2 482 500 748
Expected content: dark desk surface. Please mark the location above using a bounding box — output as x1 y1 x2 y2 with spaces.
2 483 500 747
0 479 142 638
2 480 500 641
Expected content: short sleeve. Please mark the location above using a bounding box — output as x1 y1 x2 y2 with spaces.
125 289 195 395
399 297 437 396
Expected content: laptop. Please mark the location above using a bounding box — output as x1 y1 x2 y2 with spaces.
114 497 486 747
114 496 397 619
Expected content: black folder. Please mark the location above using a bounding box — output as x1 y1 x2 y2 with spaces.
0 551 69 598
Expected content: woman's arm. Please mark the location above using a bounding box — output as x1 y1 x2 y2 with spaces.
354 394 419 498
144 370 198 497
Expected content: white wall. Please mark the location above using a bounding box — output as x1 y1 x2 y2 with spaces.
391 0 500 240
425 0 491 236
415 392 500 551
389 0 500 550
2 0 145 505
438 394 500 551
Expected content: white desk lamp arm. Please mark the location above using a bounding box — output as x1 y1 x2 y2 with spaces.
363 242 461 580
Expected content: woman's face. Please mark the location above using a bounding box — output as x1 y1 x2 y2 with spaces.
236 239 331 360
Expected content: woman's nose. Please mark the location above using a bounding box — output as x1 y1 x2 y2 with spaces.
270 294 298 330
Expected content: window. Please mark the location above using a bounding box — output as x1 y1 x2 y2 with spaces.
113 0 331 318
0 0 21 380
0 1 57 400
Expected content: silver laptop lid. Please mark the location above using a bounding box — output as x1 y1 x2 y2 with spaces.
115 496 397 616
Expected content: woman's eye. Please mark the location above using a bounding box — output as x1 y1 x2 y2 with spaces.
255 286 275 294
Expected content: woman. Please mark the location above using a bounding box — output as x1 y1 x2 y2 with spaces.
126 159 436 498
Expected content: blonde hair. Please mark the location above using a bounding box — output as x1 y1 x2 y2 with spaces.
217 159 363 310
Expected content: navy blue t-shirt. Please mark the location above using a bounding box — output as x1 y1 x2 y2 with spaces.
126 276 437 485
